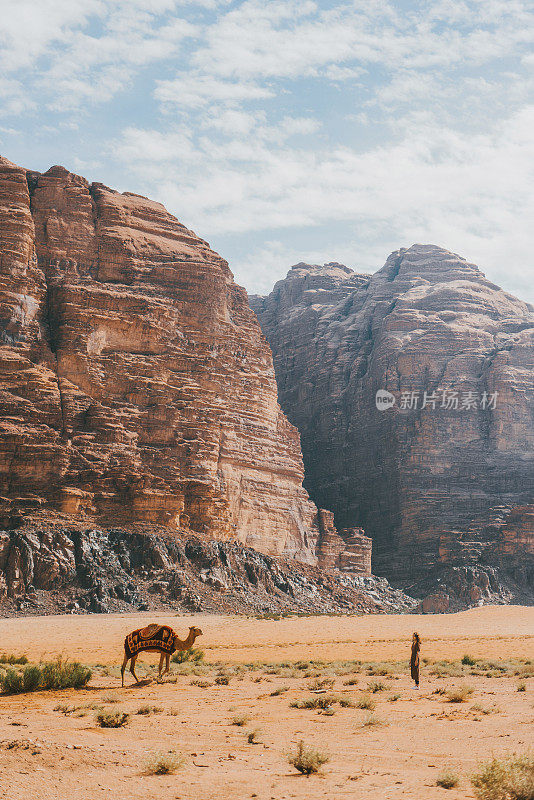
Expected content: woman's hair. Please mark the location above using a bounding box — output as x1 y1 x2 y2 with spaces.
413 631 421 644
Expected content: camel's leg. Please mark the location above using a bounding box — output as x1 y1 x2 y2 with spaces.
157 652 165 682
130 654 140 684
159 653 170 679
121 653 129 687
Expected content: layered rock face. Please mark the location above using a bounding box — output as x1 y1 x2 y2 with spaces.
0 155 342 566
251 246 534 599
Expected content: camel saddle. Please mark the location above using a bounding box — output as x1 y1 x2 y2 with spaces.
124 624 176 658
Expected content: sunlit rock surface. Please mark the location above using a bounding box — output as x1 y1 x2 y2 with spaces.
0 156 339 565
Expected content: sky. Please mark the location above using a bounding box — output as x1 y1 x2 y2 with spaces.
0 0 533 303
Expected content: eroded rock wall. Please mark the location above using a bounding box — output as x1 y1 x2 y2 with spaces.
0 156 331 564
251 247 534 595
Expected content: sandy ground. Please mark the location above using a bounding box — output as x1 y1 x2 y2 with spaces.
0 605 533 800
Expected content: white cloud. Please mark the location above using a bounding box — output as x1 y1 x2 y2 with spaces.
111 102 534 302
155 75 274 109
2 0 533 304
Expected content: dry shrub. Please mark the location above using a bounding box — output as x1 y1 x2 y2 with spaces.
100 693 119 704
367 680 388 693
288 740 330 775
215 675 230 685
471 753 534 800
437 767 460 789
356 694 376 710
446 684 474 703
96 710 130 728
361 713 385 728
308 677 334 691
136 705 163 715
290 695 336 710
231 713 250 726
143 751 185 775
270 686 289 696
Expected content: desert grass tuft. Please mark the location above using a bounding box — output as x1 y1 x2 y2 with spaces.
100 692 119 704
143 751 186 775
96 710 130 728
445 684 474 703
287 740 330 775
231 713 250 726
361 713 385 728
436 767 460 789
471 752 534 800
0 654 28 665
308 677 335 691
367 680 388 693
136 705 163 715
355 693 376 710
290 695 337 710
171 647 204 664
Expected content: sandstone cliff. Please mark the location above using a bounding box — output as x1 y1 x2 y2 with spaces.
251 246 534 604
0 155 346 567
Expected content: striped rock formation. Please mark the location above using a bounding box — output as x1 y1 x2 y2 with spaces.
250 246 534 600
0 156 362 569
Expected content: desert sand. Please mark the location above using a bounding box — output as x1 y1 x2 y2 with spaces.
0 605 533 800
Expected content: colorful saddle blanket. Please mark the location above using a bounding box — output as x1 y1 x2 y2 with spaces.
125 624 176 658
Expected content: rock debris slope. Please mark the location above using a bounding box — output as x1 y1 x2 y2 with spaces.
0 156 338 566
250 247 534 604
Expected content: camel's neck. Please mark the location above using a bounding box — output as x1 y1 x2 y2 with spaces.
176 630 196 650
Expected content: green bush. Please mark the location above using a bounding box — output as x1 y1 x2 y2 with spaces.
2 668 24 694
22 666 41 692
462 655 476 666
1 658 91 694
40 659 91 690
171 648 204 664
0 654 28 665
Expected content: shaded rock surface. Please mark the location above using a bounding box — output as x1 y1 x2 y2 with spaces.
0 523 414 616
250 246 534 605
0 156 339 565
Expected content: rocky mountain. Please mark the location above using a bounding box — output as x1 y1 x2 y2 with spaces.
0 522 413 617
0 155 371 585
250 246 534 607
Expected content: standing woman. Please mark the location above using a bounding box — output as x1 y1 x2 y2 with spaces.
411 632 421 689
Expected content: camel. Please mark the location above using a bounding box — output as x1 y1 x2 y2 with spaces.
121 623 203 686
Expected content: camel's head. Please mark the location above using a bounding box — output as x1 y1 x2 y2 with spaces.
189 626 203 640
